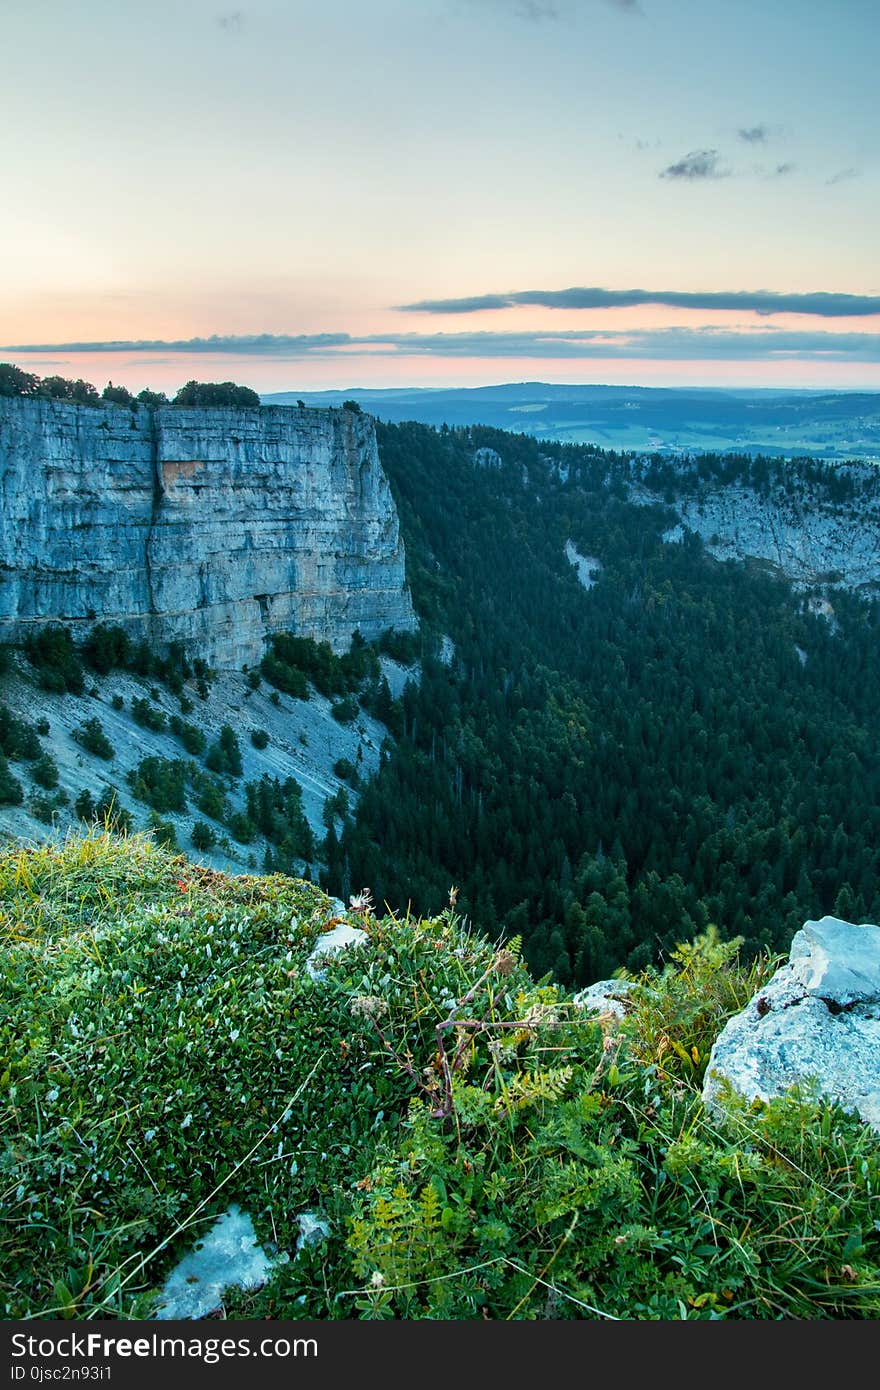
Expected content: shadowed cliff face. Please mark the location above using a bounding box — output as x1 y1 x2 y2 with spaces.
0 398 416 667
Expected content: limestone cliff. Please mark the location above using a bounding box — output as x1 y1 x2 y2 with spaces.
0 398 416 667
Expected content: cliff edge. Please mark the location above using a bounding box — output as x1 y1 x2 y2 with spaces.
0 398 416 668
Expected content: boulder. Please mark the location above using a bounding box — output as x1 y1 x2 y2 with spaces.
573 978 634 1022
154 1205 278 1319
305 921 368 979
702 917 880 1129
789 916 880 1005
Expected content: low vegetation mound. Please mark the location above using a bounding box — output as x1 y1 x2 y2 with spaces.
2 833 878 1320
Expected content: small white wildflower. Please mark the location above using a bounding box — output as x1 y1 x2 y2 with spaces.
144 1129 156 1142
45 1088 59 1104
181 1113 192 1130
229 1029 240 1043
370 1271 385 1289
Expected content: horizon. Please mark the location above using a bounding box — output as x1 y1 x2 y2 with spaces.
3 1 878 393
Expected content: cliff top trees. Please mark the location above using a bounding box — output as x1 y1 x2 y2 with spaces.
0 363 40 397
0 365 262 410
172 379 260 409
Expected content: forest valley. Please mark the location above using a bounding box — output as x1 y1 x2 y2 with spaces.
323 422 880 984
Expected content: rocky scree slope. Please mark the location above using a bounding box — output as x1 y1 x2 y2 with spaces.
0 652 415 872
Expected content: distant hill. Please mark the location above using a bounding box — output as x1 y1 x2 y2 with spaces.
263 382 880 460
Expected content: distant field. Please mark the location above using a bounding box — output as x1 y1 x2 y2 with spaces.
263 383 880 460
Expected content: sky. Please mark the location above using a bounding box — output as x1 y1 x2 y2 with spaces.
2 0 879 393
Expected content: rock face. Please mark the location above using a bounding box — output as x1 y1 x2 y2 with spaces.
0 397 416 668
656 482 880 594
703 916 880 1129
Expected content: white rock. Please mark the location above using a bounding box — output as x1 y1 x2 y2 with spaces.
565 540 602 591
154 1205 276 1320
790 916 880 1005
305 922 368 979
573 978 633 1021
703 917 880 1129
296 1212 331 1252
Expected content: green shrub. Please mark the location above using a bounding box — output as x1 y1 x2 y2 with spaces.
94 788 132 833
190 821 217 852
260 632 379 701
73 717 114 760
205 725 242 778
345 929 880 1321
31 753 59 789
331 696 358 724
128 756 187 813
131 697 167 733
378 627 421 665
28 792 58 824
82 624 131 674
148 813 178 849
260 654 308 700
228 811 257 844
24 625 84 694
169 715 207 756
333 757 359 785
192 771 228 823
0 753 23 805
0 706 41 761
250 729 269 750
101 382 134 407
322 787 349 827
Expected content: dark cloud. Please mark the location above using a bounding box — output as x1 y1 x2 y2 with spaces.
826 167 859 185
5 328 880 363
738 125 769 144
659 149 728 180
3 334 352 355
401 287 880 318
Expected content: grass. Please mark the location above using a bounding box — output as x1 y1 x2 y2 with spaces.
1 831 879 1320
